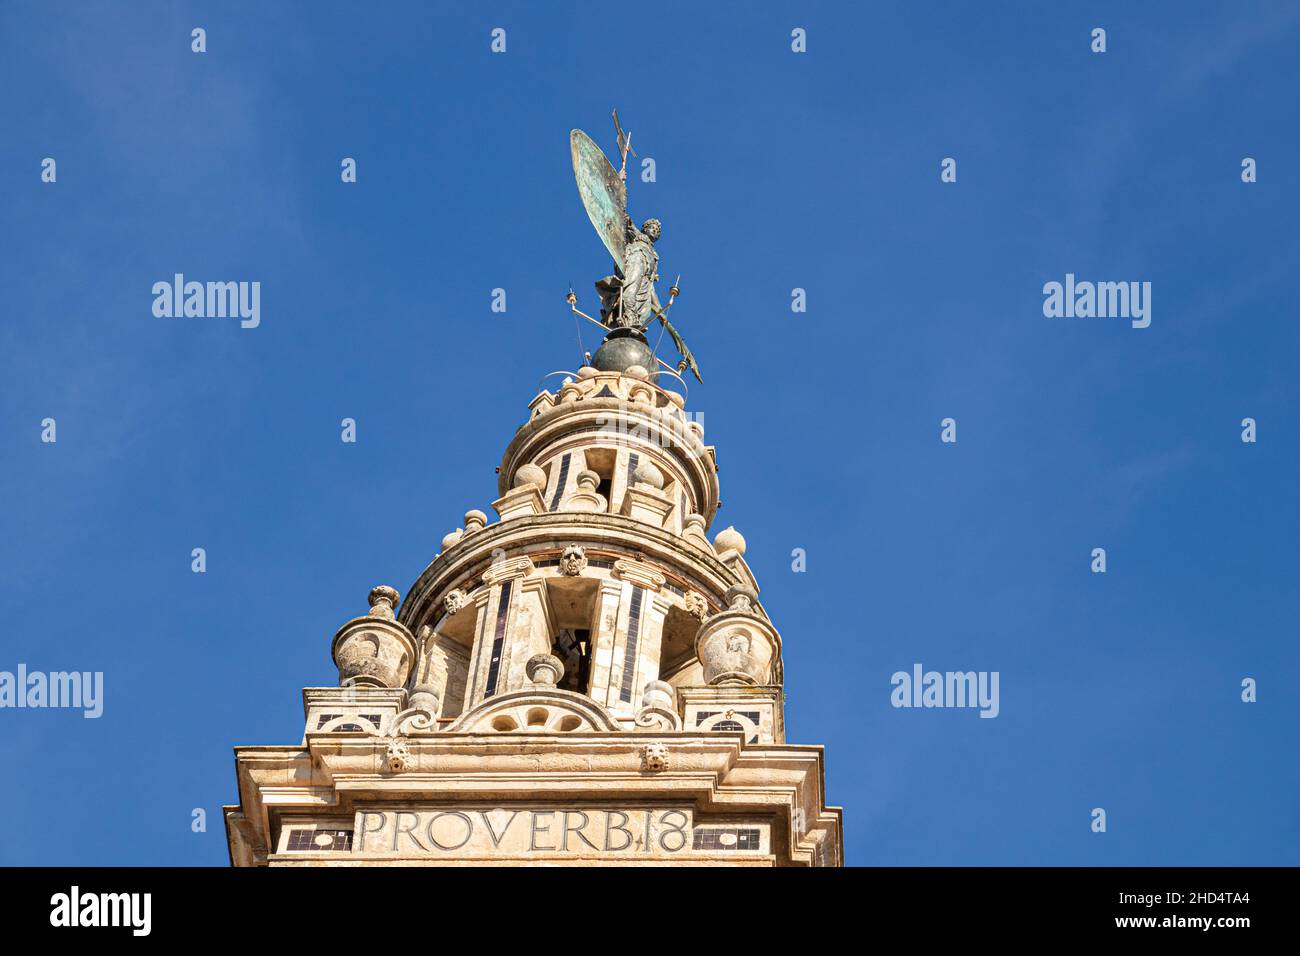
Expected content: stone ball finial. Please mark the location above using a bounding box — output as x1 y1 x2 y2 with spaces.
713 525 747 556
514 463 546 489
526 654 565 688
463 510 488 534
624 364 650 381
368 585 401 620
441 528 464 551
633 459 665 490
575 469 600 490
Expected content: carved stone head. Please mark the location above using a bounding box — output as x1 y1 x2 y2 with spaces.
559 545 588 576
683 590 709 621
443 588 469 617
384 737 410 773
642 743 669 773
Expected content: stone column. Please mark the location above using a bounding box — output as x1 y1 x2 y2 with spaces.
462 557 557 708
590 559 669 720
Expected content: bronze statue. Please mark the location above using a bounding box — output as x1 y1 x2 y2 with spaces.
595 215 661 330
569 113 701 383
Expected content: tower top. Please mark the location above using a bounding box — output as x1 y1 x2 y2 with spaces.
222 121 841 867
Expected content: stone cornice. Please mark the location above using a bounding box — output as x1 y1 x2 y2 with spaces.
229 735 842 866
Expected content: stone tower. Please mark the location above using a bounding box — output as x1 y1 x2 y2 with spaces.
224 363 843 865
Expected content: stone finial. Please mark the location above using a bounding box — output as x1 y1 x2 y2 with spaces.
526 654 565 687
560 469 608 513
625 364 650 381
713 525 747 556
559 545 588 576
368 586 400 620
441 528 464 551
724 585 758 614
514 463 546 489
633 459 665 490
463 510 488 534
682 512 709 541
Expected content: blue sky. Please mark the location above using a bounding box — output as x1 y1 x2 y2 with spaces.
1 1 1296 866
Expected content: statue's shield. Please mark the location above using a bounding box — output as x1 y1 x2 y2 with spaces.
571 129 627 273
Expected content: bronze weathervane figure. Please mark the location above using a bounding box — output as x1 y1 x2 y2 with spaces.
568 111 702 384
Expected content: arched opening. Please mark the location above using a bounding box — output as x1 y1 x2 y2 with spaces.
551 628 592 693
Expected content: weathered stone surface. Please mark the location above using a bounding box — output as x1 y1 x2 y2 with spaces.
226 366 841 867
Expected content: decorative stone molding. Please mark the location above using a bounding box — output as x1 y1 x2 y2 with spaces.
332 589 418 689
481 556 537 587
389 707 437 737
301 685 407 742
628 382 655 405
641 743 670 773
694 605 781 686
526 653 564 687
492 483 546 522
445 688 622 734
621 483 674 529
634 680 682 732
559 544 587 576
678 685 783 744
494 372 721 525
613 557 667 592
407 684 441 715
